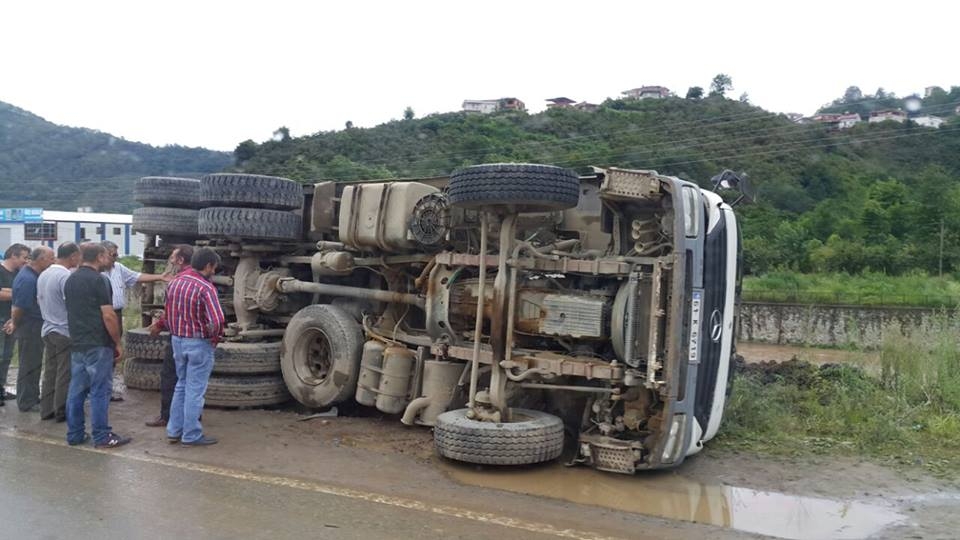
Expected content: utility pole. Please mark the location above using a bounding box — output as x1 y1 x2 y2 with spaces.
939 218 945 278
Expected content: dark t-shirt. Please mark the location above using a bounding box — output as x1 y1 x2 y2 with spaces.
0 264 14 321
65 266 115 351
12 266 42 322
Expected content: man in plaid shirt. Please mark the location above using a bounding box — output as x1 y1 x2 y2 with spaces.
157 247 225 446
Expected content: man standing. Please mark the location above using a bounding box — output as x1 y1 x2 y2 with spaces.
160 247 224 446
37 242 81 421
101 240 170 332
64 243 131 448
3 246 54 411
0 244 30 406
145 244 193 428
100 240 169 401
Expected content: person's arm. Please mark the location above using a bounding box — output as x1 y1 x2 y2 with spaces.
137 272 171 283
0 287 11 302
201 286 226 344
101 306 122 360
4 306 23 334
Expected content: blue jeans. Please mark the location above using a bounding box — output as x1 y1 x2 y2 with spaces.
167 336 215 443
66 347 114 445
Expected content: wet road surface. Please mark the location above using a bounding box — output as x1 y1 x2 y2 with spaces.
0 434 554 540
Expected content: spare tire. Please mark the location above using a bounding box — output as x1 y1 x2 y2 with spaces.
204 374 291 408
198 207 302 242
434 408 564 465
132 207 199 238
135 177 202 209
281 305 362 409
447 163 580 213
124 328 171 361
201 173 303 210
123 357 162 391
213 341 281 375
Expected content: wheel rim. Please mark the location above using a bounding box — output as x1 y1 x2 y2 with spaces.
294 326 332 385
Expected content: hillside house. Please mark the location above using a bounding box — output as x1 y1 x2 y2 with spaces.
462 98 525 114
0 208 145 256
574 102 600 112
837 113 862 129
911 115 944 128
811 113 842 127
869 110 907 123
546 97 576 109
785 113 805 123
622 86 671 99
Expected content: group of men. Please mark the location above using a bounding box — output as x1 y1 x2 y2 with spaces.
0 241 226 448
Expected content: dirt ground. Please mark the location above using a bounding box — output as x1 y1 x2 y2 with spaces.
3 347 959 539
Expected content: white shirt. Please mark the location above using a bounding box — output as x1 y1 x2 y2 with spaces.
103 262 141 310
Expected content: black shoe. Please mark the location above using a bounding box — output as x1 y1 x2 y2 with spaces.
181 436 218 447
3 391 15 400
40 412 55 421
68 433 91 446
95 432 132 449
167 436 181 444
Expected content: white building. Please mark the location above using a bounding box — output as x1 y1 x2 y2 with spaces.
0 208 145 257
837 113 862 129
462 100 500 114
622 86 672 99
911 115 945 128
869 110 907 123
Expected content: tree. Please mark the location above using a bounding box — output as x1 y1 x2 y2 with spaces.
403 106 415 120
345 120 354 129
685 86 704 100
272 126 290 142
709 74 733 97
875 87 886 99
739 92 750 104
843 86 863 103
234 139 257 165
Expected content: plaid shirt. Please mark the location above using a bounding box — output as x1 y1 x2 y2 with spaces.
159 268 225 340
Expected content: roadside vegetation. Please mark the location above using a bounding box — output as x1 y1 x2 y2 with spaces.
743 270 960 307
716 316 960 477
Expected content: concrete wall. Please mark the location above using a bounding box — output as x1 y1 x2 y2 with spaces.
738 302 948 348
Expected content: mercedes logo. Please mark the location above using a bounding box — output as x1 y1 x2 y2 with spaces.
709 309 723 343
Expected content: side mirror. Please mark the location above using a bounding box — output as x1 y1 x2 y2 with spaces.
710 170 755 206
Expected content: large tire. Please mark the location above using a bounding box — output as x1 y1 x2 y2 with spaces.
434 408 564 465
204 374 291 408
199 207 302 242
134 176 202 209
447 163 580 213
213 341 282 375
201 173 303 211
132 207 199 238
281 305 362 408
124 328 171 361
123 357 162 391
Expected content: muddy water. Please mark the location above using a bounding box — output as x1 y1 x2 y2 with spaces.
444 463 905 540
738 342 880 369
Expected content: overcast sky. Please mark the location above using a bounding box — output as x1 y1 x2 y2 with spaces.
2 0 956 152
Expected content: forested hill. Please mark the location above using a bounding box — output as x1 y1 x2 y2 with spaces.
0 101 231 212
235 93 960 276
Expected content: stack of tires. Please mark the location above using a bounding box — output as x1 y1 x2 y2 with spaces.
123 332 290 407
132 177 203 240
198 173 304 242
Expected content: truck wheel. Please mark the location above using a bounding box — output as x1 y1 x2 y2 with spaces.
134 176 202 209
281 305 362 409
198 207 302 242
213 341 281 375
124 328 171 361
203 374 291 408
132 207 199 238
434 408 565 465
200 173 303 210
123 357 162 391
447 163 580 213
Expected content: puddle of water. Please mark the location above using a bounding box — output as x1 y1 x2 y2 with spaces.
444 463 906 540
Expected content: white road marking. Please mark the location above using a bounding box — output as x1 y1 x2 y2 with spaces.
1 427 623 540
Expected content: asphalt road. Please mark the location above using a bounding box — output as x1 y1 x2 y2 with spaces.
0 434 553 540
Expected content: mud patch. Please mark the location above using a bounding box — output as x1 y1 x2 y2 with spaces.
443 462 906 539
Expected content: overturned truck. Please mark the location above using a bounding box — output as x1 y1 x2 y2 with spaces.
131 163 741 473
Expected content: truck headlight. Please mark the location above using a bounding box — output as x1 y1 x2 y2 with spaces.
661 414 688 464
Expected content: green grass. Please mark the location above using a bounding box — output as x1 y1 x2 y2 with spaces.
744 270 960 307
715 315 960 477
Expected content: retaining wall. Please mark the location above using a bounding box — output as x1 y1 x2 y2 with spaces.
737 302 951 348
